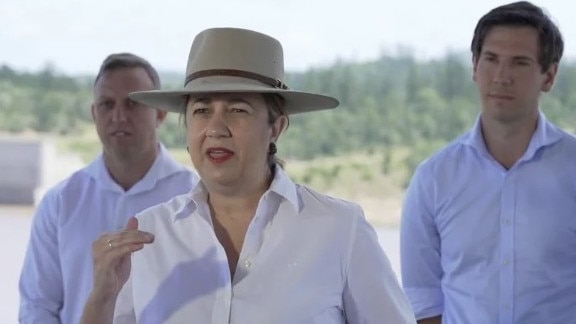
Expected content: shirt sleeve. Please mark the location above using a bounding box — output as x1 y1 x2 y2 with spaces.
342 205 417 324
18 189 63 324
400 163 444 320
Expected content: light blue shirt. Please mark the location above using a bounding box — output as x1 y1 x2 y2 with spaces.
19 144 199 324
400 112 576 324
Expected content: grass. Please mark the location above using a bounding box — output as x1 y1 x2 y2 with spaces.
282 151 408 227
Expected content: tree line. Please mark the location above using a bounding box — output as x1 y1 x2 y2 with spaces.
2 52 576 185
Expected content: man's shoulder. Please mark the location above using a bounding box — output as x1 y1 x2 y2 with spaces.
417 133 472 173
39 166 95 203
154 165 199 194
553 127 576 147
165 165 198 181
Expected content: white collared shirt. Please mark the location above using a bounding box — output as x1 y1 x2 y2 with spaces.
19 144 199 324
115 167 416 324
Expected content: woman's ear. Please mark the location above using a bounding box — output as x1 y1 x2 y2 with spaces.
271 115 288 142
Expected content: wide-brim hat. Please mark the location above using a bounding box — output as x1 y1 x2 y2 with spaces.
129 27 339 114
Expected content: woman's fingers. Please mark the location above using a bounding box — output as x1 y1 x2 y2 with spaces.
125 216 139 230
89 227 155 298
96 216 153 256
91 229 155 275
102 230 154 251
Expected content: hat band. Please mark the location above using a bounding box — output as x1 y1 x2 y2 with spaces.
185 69 289 90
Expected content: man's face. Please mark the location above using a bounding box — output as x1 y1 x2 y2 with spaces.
472 26 557 124
91 67 166 161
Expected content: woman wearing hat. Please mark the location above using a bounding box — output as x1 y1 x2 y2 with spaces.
81 27 416 324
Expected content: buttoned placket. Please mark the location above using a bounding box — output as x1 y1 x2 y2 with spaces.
208 193 275 323
196 200 233 324
499 167 516 324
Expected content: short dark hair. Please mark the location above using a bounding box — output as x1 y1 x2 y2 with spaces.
94 53 161 89
470 1 563 72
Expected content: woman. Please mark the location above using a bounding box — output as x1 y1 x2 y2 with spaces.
81 27 416 324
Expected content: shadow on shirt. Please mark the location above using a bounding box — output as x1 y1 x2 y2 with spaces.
138 246 227 323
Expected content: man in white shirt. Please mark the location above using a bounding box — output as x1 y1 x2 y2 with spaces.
18 53 199 324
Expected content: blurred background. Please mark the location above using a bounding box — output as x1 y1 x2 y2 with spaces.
1 0 575 321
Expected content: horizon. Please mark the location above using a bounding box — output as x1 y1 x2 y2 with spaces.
5 48 576 80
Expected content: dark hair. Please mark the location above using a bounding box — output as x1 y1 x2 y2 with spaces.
181 93 289 171
470 1 563 72
262 94 289 171
94 53 161 89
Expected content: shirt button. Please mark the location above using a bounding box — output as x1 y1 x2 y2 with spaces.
503 218 511 225
244 259 252 269
503 303 511 310
503 259 510 266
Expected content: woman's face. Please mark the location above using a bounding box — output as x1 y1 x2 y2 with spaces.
185 93 286 191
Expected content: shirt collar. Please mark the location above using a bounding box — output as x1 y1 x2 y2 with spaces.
173 165 300 222
267 166 300 211
84 143 189 194
462 110 564 161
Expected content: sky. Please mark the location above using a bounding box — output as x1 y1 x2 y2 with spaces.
1 0 574 76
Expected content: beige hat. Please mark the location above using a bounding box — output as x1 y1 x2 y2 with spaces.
129 27 339 114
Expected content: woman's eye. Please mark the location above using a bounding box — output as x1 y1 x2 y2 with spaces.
231 107 248 113
193 108 208 114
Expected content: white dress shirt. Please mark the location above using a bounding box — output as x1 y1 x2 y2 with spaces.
19 144 199 324
115 166 416 324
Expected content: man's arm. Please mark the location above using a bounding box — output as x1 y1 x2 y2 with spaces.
400 164 444 321
19 190 63 324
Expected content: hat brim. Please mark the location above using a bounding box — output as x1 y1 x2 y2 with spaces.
129 83 339 114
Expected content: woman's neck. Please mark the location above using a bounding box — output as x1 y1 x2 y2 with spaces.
207 167 274 218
